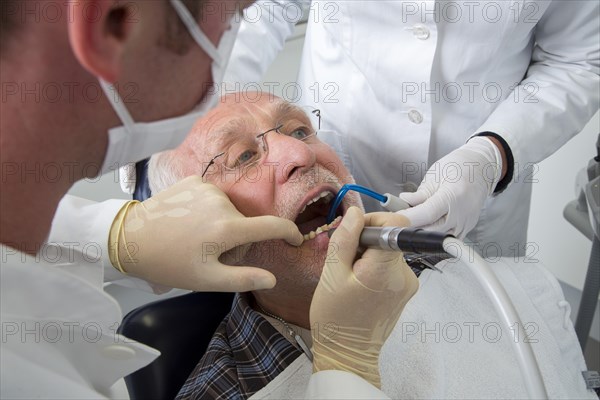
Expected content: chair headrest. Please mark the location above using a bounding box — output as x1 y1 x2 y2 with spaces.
133 159 152 201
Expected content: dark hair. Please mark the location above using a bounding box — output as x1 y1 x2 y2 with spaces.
1 0 18 47
162 0 205 55
0 1 207 56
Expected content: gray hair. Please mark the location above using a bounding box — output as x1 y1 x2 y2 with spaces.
147 151 186 195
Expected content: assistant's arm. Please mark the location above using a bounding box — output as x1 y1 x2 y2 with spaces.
475 0 599 180
224 0 308 85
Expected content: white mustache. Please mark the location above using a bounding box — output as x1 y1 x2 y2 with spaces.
274 165 355 221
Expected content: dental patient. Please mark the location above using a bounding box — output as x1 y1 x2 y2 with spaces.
148 93 594 400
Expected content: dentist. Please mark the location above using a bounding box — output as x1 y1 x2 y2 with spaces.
1 1 399 398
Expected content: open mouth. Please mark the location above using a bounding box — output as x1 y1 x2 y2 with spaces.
294 189 344 241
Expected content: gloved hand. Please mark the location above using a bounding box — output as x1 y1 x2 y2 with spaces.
399 136 504 239
108 176 303 292
310 207 419 388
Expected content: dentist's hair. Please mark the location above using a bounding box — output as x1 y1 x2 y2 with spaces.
163 0 207 55
0 1 208 55
1 1 17 42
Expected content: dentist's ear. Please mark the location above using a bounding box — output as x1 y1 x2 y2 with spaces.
68 0 137 83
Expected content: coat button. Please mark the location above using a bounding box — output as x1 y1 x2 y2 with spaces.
413 25 430 40
408 110 424 124
101 345 136 360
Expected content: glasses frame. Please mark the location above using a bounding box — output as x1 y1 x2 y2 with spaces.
201 108 322 178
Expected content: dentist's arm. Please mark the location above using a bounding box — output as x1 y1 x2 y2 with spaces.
306 208 418 397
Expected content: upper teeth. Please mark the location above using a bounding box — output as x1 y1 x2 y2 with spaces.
299 191 334 215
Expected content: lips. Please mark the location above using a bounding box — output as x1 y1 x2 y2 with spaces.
293 187 344 238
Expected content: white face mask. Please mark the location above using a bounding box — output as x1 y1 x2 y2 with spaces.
99 0 241 194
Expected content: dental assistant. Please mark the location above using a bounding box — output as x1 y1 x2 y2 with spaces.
225 0 600 255
1 1 397 398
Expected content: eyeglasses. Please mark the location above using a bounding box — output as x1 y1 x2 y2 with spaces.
201 107 322 178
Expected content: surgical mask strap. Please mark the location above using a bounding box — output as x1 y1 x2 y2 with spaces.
169 0 222 66
99 79 136 133
98 0 217 135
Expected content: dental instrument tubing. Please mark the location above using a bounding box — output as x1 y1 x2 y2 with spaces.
348 227 547 398
326 184 410 223
443 237 547 399
330 183 546 397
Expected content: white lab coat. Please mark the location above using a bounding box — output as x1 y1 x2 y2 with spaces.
0 245 159 399
226 0 600 256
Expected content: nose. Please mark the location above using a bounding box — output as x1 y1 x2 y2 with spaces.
264 133 316 184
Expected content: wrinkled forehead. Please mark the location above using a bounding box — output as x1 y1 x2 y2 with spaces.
198 95 309 152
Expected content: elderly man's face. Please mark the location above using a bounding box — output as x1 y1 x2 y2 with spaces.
169 93 361 303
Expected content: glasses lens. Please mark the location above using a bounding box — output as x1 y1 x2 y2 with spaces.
206 106 322 176
277 106 320 141
222 138 262 169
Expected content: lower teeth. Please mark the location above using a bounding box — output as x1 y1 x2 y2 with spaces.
302 216 342 241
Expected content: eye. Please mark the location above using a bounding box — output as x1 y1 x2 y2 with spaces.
233 149 259 167
289 127 311 140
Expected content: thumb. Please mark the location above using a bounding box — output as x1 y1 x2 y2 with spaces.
327 207 364 271
397 190 449 228
399 190 429 207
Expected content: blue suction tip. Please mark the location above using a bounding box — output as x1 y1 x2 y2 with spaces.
326 184 388 223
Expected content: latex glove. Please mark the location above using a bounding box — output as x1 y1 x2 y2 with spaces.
108 176 303 292
399 136 503 239
310 207 419 388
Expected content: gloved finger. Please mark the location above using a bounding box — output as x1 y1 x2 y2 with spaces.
364 212 410 228
415 217 453 236
353 249 404 291
421 209 469 239
327 206 365 269
438 212 466 239
397 191 450 227
203 263 277 292
219 243 252 266
399 189 430 207
223 215 304 249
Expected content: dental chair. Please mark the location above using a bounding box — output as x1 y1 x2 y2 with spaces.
118 291 234 400
118 161 236 399
563 133 600 352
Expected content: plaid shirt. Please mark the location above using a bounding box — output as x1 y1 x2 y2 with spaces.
176 293 302 400
176 256 442 400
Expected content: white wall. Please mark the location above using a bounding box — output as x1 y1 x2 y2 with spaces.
528 111 599 291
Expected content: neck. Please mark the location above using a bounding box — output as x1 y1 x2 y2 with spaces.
0 105 86 253
251 291 312 330
0 58 108 254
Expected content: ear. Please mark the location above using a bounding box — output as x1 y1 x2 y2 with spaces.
68 0 137 83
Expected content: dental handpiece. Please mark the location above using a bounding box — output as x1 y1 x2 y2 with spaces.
360 227 452 255
329 226 453 255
